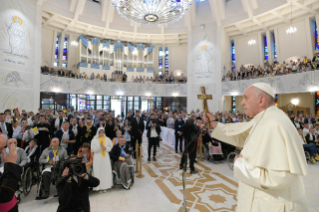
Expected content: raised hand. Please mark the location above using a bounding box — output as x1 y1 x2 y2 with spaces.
2 143 17 164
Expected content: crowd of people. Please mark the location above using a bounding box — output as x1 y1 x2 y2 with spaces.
223 54 319 81
1 105 318 211
41 66 186 83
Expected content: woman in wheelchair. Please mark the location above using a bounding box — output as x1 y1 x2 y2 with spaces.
110 136 134 189
77 142 93 175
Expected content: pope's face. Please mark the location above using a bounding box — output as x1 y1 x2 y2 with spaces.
241 86 260 118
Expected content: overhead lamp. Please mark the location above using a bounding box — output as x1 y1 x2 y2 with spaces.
116 91 124 95
52 88 61 92
145 92 151 96
71 22 79 47
291 98 299 105
87 90 94 95
247 19 256 46
172 92 179 97
286 2 297 35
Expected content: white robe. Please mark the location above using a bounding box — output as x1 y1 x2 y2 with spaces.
91 135 113 191
212 106 309 212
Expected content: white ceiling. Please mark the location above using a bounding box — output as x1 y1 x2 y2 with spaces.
38 0 319 43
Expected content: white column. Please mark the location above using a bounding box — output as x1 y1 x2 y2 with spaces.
266 31 273 64
257 32 264 66
305 17 314 59
274 28 280 62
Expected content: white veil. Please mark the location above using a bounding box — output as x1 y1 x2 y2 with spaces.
95 127 106 138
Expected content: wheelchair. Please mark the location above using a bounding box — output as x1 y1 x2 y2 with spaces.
15 156 40 203
304 150 311 163
112 143 135 190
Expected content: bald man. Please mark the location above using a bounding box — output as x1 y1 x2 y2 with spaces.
205 83 309 212
39 138 68 199
0 138 28 167
0 134 22 212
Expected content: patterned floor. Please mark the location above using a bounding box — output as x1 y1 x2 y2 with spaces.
143 142 238 212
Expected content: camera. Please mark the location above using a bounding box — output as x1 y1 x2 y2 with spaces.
63 157 87 176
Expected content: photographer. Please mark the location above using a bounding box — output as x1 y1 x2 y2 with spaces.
38 138 69 199
146 114 161 162
0 134 22 212
56 157 100 212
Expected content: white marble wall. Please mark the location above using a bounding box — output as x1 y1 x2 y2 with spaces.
40 75 187 97
186 24 222 113
222 71 319 96
0 0 41 112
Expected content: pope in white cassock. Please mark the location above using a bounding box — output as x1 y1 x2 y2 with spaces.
205 83 309 212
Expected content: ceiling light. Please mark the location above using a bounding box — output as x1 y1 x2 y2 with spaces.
291 98 299 105
247 19 256 46
116 91 124 95
52 88 60 92
172 93 179 97
286 2 297 35
111 0 193 25
145 92 151 96
71 22 79 47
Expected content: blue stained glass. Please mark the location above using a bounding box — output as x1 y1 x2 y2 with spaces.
314 21 319 51
273 33 277 59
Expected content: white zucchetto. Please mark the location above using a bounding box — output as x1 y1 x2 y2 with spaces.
252 82 275 99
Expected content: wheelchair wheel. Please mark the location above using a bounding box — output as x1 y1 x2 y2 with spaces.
23 167 33 196
227 152 238 170
305 151 311 163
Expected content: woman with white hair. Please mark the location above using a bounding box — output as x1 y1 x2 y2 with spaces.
91 127 113 193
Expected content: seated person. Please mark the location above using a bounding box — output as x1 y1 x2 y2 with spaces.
298 128 319 163
112 130 122 146
110 136 133 189
0 138 28 167
305 128 319 145
77 143 93 175
54 121 76 155
56 157 99 212
39 138 69 199
24 138 40 167
12 118 33 148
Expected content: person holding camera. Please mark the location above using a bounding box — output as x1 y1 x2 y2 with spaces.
0 134 22 212
56 157 100 212
146 114 161 162
38 138 69 199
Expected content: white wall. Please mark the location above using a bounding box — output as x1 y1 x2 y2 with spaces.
278 93 315 114
41 28 55 67
170 45 188 76
235 34 260 68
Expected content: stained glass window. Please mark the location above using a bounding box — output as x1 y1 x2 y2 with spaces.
63 37 68 61
55 36 59 60
315 21 319 51
264 36 268 60
159 47 163 72
231 41 235 65
275 94 278 107
165 47 169 70
231 96 236 113
273 33 277 59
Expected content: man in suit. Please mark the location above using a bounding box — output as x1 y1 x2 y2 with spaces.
305 128 319 145
131 110 145 158
304 114 316 128
146 114 161 161
0 112 13 138
174 114 184 153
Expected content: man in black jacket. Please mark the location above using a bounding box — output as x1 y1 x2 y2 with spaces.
130 110 145 158
34 115 51 152
146 114 161 161
57 159 100 212
0 134 22 212
174 114 184 153
82 118 96 144
0 113 13 138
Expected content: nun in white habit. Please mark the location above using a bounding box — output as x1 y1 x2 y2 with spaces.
91 127 113 193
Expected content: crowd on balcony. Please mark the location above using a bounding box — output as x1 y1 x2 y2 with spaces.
222 54 319 81
40 66 187 83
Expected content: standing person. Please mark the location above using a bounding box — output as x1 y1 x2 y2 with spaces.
131 110 145 158
123 119 131 147
54 122 76 155
74 119 87 154
77 142 94 176
54 111 66 132
146 114 161 161
166 114 175 129
0 113 13 138
205 83 309 212
179 118 199 174
174 114 184 153
82 118 96 144
91 127 113 193
34 115 51 152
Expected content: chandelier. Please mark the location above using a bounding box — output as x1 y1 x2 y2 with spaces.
71 22 79 47
286 2 297 35
111 0 193 25
247 19 256 46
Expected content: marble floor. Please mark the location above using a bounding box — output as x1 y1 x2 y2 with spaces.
18 137 319 212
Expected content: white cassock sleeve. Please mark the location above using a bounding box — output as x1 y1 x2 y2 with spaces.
234 157 298 190
105 137 113 152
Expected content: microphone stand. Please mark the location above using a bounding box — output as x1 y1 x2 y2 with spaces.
182 127 202 212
